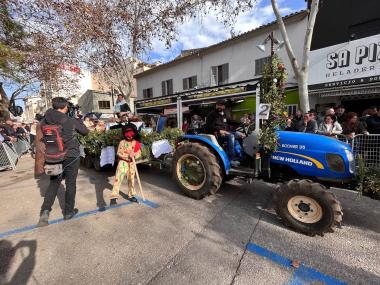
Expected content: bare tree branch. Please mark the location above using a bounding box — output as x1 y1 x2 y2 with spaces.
271 0 320 113
271 0 301 77
301 0 319 73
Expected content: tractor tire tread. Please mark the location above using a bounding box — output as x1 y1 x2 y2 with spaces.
173 142 222 199
273 179 343 236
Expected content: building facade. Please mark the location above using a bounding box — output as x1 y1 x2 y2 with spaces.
78 62 153 116
134 11 308 119
78 90 115 116
308 0 380 114
23 95 46 122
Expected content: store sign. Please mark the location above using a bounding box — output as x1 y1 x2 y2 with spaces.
59 63 81 74
184 87 245 101
136 98 174 108
164 106 189 115
309 34 380 90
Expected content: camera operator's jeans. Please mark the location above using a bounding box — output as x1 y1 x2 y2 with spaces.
41 157 80 214
218 133 237 161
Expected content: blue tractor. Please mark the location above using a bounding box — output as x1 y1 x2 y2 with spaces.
172 131 354 236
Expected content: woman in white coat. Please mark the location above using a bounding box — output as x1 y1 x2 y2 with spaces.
317 114 343 137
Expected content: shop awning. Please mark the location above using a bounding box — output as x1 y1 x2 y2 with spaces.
309 82 380 98
135 79 259 110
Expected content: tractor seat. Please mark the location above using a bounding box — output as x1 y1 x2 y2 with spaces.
198 134 222 148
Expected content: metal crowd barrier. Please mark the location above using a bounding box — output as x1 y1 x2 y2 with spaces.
336 134 349 144
352 134 380 168
0 139 30 171
13 138 30 156
0 142 18 170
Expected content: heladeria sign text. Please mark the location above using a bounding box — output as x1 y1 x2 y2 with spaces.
309 34 380 89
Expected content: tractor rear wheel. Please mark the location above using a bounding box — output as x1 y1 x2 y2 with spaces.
173 142 222 199
273 179 343 236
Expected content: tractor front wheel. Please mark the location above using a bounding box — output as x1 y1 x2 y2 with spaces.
173 142 222 199
273 179 343 236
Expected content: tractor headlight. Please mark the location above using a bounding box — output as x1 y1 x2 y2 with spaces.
326 154 345 173
345 149 355 173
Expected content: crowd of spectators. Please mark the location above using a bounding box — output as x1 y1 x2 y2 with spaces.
82 112 144 133
0 119 39 145
285 105 380 141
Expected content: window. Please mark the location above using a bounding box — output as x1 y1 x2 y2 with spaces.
211 63 229 86
143 88 153 99
255 57 271 75
286 104 298 116
161 79 173 96
183 75 198 90
98 100 111 109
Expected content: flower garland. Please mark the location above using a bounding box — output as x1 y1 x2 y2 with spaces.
258 54 288 152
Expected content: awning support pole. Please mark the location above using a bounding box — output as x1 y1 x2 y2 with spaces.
255 84 261 134
177 97 183 129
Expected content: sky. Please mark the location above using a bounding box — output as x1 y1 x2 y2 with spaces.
143 0 307 64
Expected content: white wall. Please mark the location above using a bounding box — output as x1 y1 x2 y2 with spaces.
137 17 307 99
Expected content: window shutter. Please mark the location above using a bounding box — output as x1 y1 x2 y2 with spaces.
255 57 270 75
222 63 229 84
161 81 166 96
211 66 217 86
192 76 197 88
168 79 173 95
255 59 260 75
143 89 147 98
183 78 188 90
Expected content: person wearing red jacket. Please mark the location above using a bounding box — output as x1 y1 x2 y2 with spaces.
110 124 141 205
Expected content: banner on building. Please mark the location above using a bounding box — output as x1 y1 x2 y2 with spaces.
309 34 380 90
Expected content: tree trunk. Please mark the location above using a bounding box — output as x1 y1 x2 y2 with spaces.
271 0 320 115
298 73 310 113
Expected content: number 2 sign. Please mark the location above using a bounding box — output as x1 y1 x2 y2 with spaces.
258 104 271 119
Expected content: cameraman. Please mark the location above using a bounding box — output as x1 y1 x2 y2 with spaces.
36 97 89 227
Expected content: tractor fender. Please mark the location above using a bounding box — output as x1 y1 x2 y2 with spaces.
182 134 231 174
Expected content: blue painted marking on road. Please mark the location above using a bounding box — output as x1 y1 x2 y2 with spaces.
247 242 292 268
288 265 347 285
0 198 159 239
138 198 160 208
247 242 347 285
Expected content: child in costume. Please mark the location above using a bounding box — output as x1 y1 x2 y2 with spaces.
110 124 141 205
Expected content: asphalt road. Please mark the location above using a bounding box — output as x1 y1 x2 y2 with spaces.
0 156 379 285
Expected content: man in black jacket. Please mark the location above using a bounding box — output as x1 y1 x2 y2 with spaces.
38 97 89 227
205 101 240 165
366 108 380 134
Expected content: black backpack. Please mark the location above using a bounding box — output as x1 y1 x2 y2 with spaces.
41 120 67 163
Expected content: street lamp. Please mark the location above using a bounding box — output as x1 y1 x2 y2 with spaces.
256 31 284 57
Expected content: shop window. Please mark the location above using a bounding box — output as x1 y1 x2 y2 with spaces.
211 63 229 86
255 57 271 75
162 79 173 96
286 104 298 116
98 100 111 109
143 88 153 99
183 75 198 90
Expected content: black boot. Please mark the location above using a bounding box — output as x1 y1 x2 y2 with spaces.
37 210 50 227
110 198 117 206
128 196 139 203
64 208 79 220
